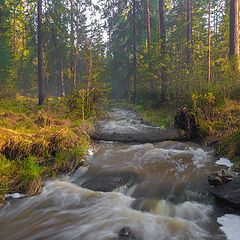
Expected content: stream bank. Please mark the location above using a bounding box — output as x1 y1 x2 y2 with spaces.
1 107 240 240
0 98 92 205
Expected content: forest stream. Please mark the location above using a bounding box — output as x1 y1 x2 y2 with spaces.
0 108 240 240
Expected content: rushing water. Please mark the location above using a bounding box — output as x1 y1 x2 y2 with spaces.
0 109 238 240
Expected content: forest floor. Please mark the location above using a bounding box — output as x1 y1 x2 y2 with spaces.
0 96 93 206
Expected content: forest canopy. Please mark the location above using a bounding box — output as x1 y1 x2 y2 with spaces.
0 0 239 104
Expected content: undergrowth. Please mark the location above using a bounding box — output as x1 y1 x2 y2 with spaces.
192 93 240 170
0 96 97 205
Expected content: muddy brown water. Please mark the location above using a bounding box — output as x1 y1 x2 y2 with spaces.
0 109 233 240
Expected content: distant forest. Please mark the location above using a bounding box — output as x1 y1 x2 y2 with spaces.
0 0 239 105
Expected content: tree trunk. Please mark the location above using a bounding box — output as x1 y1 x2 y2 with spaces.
37 0 44 105
229 0 239 58
74 24 79 89
186 0 192 67
146 0 154 95
70 0 76 91
60 54 65 97
13 5 16 55
132 0 137 102
207 0 211 84
146 0 151 52
88 46 93 93
159 0 167 103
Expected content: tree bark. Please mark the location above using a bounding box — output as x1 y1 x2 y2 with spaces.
60 54 65 97
13 5 16 55
229 0 239 58
207 0 211 84
146 0 154 95
74 24 79 89
132 0 137 102
186 0 192 66
70 0 76 91
88 46 93 93
37 0 44 105
159 0 167 103
146 0 151 52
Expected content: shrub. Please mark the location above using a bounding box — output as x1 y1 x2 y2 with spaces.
216 130 240 159
67 83 110 119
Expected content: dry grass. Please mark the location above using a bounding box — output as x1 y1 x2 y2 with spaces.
195 100 240 170
0 97 92 203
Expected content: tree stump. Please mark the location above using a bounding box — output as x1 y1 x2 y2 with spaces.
174 107 198 139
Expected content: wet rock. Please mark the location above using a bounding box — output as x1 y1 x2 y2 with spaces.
82 171 139 192
117 227 137 240
211 177 240 209
208 169 237 186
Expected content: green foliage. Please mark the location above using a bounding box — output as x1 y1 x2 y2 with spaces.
54 145 87 173
0 154 12 177
192 92 224 119
19 156 42 182
67 83 110 119
132 103 175 128
0 154 16 197
217 130 240 159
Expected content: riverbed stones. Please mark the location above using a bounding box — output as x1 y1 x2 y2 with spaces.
208 169 237 186
210 177 240 209
117 227 137 240
82 171 138 192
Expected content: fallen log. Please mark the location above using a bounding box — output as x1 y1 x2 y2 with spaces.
91 123 188 143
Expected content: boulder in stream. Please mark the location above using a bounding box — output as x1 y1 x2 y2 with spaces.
116 227 137 240
208 169 237 186
82 171 139 192
210 177 240 209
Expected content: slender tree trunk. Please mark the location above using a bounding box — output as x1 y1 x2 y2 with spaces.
70 0 76 91
60 54 65 97
13 6 16 55
37 0 44 105
159 0 167 103
88 46 93 92
146 0 154 95
146 0 151 51
229 0 239 58
207 0 211 84
186 0 192 66
132 0 137 102
74 24 79 88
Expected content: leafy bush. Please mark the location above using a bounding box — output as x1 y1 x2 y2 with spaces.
67 83 110 119
192 92 224 120
217 130 240 159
